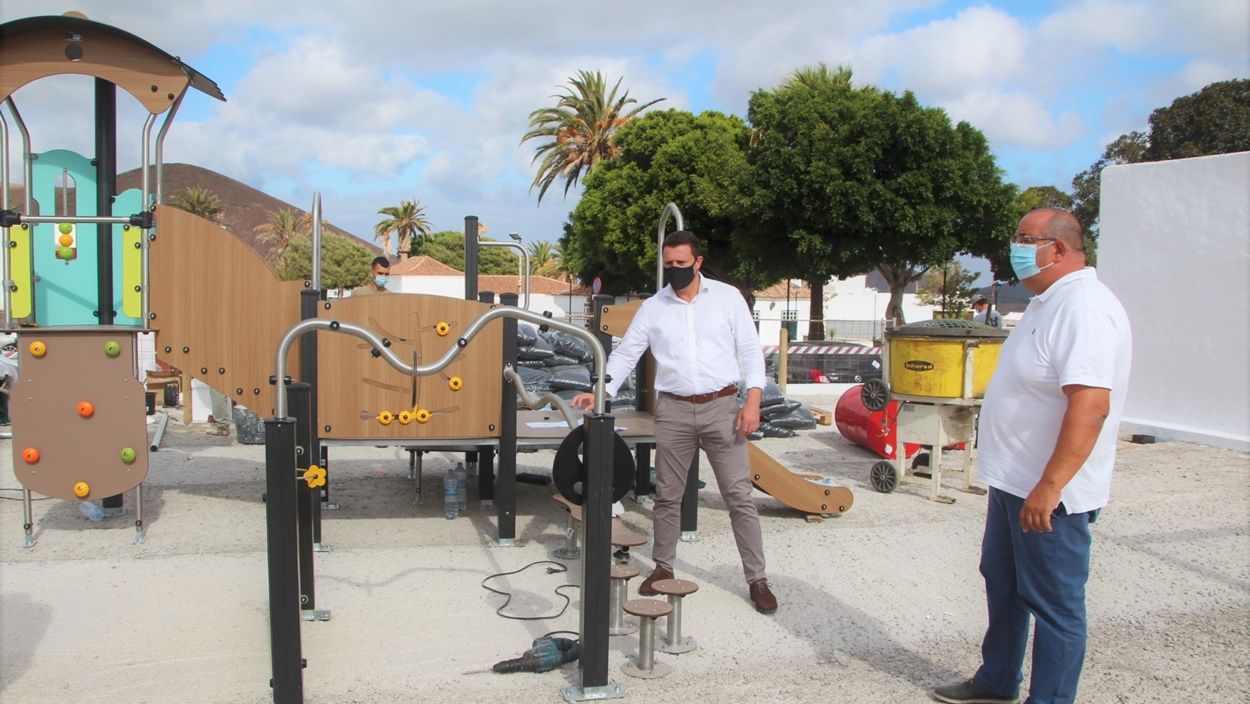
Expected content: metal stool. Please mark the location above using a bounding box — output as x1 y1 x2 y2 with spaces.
650 578 698 654
621 599 672 679
609 564 640 636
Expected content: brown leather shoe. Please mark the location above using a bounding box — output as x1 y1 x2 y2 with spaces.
637 566 674 596
749 579 777 614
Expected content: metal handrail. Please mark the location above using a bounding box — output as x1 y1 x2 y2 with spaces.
504 367 578 429
479 240 530 309
656 202 683 292
273 307 606 416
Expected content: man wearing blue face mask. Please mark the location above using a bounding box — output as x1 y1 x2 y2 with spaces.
570 230 776 614
353 256 391 297
931 209 1132 704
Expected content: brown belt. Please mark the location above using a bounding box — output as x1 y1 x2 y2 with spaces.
660 384 738 404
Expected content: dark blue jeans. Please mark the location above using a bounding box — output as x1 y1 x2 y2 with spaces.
974 487 1097 704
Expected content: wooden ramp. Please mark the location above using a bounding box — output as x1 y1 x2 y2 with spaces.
747 442 854 516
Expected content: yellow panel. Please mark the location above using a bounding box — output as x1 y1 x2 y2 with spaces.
8 224 33 319
970 341 1004 397
121 224 143 318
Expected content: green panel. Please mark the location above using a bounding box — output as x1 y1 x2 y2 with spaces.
7 224 32 319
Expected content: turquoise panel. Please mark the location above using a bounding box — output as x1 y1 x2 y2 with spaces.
30 150 145 327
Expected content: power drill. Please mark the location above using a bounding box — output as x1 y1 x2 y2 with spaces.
492 636 580 673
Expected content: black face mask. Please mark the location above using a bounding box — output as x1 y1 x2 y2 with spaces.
663 264 697 291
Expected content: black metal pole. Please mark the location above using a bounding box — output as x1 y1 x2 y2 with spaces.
681 455 699 534
95 79 126 515
464 216 479 301
299 288 322 546
264 417 303 703
496 291 518 539
289 383 316 612
579 412 614 691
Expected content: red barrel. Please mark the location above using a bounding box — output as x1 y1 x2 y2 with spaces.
834 384 921 460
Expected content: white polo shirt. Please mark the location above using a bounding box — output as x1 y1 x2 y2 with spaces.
977 268 1132 513
603 275 766 397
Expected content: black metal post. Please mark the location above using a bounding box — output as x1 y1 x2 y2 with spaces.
264 417 303 703
681 455 699 534
496 291 518 538
579 412 614 691
299 288 322 545
289 383 316 612
464 216 479 301
95 79 126 515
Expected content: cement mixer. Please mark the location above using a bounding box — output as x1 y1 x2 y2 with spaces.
857 319 1008 503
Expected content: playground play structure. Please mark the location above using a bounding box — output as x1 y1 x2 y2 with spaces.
1 13 855 704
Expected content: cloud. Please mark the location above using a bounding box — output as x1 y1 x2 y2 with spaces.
942 90 1084 149
856 5 1029 99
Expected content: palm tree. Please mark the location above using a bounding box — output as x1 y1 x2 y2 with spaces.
169 185 224 223
780 62 854 91
520 70 664 203
374 199 432 260
527 240 558 273
254 207 311 262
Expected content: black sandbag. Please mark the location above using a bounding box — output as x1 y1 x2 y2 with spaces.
544 353 581 367
761 399 802 420
517 333 555 361
746 430 764 441
517 324 539 347
549 364 593 392
759 422 797 438
770 407 817 430
760 379 786 407
546 331 593 362
516 366 554 393
517 358 548 368
611 388 636 406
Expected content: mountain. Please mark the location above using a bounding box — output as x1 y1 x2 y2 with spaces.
117 163 381 260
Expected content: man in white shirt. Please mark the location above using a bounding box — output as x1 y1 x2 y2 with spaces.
931 209 1132 704
571 230 776 614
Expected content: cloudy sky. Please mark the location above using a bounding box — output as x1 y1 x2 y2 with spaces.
3 1 1247 268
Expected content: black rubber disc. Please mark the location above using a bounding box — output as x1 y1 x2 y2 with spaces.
552 426 635 505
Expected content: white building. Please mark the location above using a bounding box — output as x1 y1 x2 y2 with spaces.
384 256 592 322
753 274 939 345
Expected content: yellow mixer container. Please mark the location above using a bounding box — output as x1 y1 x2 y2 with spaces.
886 320 1009 400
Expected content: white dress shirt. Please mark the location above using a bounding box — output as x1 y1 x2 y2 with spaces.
603 274 766 398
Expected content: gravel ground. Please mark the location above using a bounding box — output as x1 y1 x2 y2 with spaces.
1 391 1247 704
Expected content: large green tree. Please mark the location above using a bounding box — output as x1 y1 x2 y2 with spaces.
746 69 1015 326
562 109 765 298
374 199 432 260
521 70 664 203
276 232 374 291
1071 79 1249 238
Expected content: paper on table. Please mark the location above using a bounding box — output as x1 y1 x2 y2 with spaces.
525 421 630 431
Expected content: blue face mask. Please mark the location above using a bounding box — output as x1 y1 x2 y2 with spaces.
1009 241 1054 280
373 275 389 288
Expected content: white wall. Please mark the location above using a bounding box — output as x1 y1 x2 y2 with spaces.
1100 152 1249 451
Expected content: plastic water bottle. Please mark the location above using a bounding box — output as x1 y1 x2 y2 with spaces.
455 462 468 512
443 466 459 520
79 500 103 522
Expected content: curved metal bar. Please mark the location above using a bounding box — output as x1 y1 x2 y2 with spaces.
479 240 530 309
4 98 34 214
503 367 578 429
154 91 185 206
274 307 606 417
310 192 322 290
656 202 684 292
139 112 157 323
1 110 9 329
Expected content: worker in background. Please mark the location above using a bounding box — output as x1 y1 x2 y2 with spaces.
930 208 1132 704
571 230 776 615
972 296 1002 328
353 256 391 296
